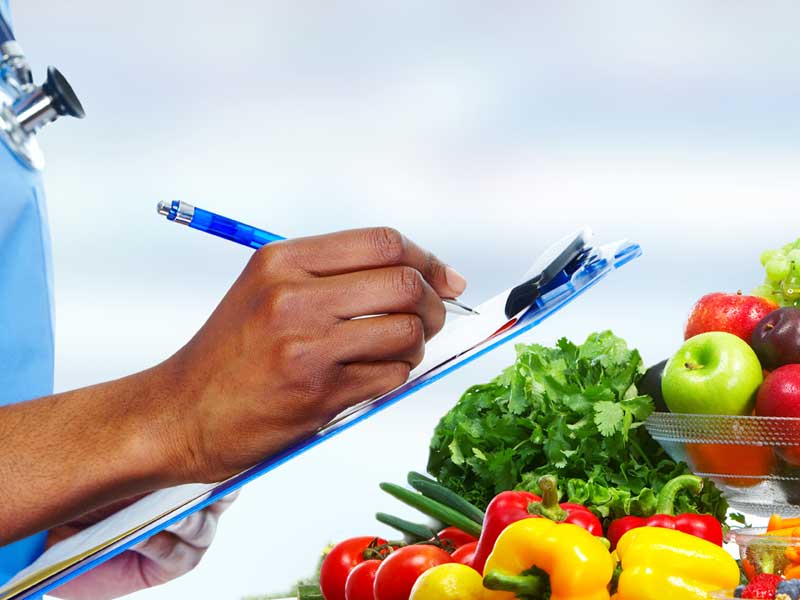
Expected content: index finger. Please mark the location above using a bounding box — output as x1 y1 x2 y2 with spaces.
272 227 467 298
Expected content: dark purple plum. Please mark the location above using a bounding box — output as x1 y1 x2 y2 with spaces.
638 359 668 412
751 307 800 370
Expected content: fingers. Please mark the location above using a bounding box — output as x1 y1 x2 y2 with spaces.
205 490 239 516
164 508 220 549
133 531 206 578
260 227 467 298
332 314 426 367
316 266 446 338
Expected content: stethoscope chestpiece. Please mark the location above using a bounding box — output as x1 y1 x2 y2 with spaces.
0 64 84 170
12 66 85 134
0 12 85 170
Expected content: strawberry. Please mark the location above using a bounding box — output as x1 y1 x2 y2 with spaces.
742 573 783 599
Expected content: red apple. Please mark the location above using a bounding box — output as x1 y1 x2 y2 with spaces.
684 292 779 342
757 364 800 417
756 364 800 465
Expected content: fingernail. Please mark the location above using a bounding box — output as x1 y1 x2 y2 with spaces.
445 266 467 295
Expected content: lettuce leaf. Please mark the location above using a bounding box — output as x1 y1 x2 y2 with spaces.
427 331 728 522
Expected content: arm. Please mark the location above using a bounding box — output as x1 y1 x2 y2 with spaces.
0 227 466 545
0 365 192 544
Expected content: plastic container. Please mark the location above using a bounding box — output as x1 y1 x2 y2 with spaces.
727 527 800 578
644 413 800 516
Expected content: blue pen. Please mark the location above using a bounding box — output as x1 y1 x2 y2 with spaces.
156 200 478 314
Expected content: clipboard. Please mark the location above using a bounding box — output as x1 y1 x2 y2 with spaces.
0 229 641 600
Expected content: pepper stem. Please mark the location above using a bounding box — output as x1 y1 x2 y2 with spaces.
483 570 548 598
655 474 704 515
527 475 567 522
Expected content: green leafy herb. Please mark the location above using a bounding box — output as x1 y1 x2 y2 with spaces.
729 512 752 528
427 331 728 522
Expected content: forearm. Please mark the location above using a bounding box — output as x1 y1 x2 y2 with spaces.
0 364 186 545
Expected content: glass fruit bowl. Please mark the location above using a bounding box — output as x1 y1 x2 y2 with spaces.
644 413 800 516
727 527 800 579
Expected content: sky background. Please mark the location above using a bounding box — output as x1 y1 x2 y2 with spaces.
9 1 800 598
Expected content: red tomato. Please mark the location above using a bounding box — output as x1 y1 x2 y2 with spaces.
450 541 478 568
345 559 380 600
373 545 453 600
320 537 388 600
436 526 477 549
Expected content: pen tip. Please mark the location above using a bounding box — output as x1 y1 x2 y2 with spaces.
157 201 170 217
443 298 480 316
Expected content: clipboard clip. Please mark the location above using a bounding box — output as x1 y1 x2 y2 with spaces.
504 228 592 319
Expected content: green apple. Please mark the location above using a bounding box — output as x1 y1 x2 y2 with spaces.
661 331 763 415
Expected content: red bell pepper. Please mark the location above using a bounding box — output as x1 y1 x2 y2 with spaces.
471 475 603 573
606 474 723 549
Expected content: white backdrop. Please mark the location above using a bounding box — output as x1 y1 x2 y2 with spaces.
9 1 800 598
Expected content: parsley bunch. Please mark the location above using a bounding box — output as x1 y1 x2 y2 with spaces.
427 331 728 522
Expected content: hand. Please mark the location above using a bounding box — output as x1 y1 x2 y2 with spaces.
48 493 237 600
0 227 466 547
156 227 466 484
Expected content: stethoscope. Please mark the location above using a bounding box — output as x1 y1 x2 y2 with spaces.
0 11 84 170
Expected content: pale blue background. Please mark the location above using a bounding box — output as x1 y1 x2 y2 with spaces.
10 1 800 598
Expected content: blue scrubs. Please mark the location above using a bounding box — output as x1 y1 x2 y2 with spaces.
0 0 54 585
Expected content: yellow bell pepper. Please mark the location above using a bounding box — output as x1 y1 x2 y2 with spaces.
482 519 614 600
614 527 740 600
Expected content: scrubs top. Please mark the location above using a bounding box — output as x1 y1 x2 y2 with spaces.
0 0 54 585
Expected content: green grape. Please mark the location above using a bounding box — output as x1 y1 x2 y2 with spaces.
752 283 776 299
788 249 800 272
766 255 791 282
761 248 779 266
782 277 800 301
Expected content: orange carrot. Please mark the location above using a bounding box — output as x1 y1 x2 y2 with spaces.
768 515 800 532
785 546 800 564
765 527 800 537
785 563 800 579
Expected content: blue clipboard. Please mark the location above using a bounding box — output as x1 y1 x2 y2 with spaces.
1 231 641 600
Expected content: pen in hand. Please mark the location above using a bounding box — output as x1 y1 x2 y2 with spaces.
156 200 478 315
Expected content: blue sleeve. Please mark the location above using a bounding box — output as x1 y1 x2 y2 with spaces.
0 1 11 27
0 60 54 586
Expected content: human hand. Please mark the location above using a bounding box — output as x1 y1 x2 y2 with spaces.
48 493 237 600
154 228 466 484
